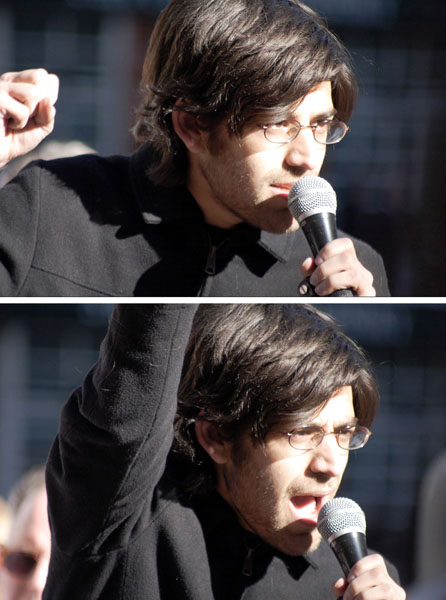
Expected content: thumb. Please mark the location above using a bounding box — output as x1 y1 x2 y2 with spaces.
332 577 348 598
34 97 56 131
300 256 315 278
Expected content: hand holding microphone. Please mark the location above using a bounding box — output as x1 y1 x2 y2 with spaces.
317 497 406 600
288 177 376 297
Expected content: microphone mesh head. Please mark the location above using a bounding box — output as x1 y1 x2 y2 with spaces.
317 497 366 543
288 176 337 221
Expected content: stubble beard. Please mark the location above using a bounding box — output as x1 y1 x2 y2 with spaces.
221 464 324 558
199 150 299 234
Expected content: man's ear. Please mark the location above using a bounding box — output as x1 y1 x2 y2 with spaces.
171 106 207 154
195 420 230 465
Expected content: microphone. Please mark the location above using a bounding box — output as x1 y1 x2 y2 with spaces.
288 176 355 297
317 497 368 578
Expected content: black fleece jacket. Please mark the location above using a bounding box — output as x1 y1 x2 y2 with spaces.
44 305 399 599
0 144 390 296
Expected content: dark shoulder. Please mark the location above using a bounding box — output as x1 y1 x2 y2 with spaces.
19 153 140 223
31 152 131 195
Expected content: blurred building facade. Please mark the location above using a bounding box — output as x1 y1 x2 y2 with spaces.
0 0 444 295
0 303 445 587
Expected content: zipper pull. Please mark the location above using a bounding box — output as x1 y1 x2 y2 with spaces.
205 245 217 276
242 546 255 577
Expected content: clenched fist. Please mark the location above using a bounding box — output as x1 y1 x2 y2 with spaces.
0 68 59 167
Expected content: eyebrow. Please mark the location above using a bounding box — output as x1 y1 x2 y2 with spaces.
309 108 338 122
277 107 338 126
307 415 359 429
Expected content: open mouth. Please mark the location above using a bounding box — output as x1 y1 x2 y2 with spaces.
289 495 329 525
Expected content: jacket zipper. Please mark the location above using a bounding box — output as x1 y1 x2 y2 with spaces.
205 244 218 276
242 545 255 576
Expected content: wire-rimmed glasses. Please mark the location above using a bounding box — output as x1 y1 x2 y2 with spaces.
259 119 349 145
284 424 372 451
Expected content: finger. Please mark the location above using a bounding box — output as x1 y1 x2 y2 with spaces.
0 81 43 118
309 245 375 296
344 573 405 600
310 250 359 285
332 577 348 598
313 270 376 297
343 554 404 600
1 68 50 85
314 237 356 265
33 97 56 132
0 88 33 130
1 70 58 112
46 73 59 106
300 256 314 278
347 554 386 581
310 257 375 296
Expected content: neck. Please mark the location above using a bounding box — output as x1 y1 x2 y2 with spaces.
187 161 242 229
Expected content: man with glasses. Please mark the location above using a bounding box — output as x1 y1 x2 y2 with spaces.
0 467 50 600
43 304 404 598
0 0 388 297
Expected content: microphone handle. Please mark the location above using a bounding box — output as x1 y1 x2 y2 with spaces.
329 531 368 577
299 212 356 297
330 288 357 298
299 212 338 256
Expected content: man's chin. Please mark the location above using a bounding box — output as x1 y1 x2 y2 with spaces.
246 211 300 235
269 526 323 557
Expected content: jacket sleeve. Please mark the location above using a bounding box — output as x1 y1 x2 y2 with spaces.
0 165 41 295
363 248 390 297
45 304 197 556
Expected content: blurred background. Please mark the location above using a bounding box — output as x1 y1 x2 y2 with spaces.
0 302 445 591
0 0 444 295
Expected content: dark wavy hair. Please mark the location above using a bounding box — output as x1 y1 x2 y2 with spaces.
174 304 378 496
133 0 357 187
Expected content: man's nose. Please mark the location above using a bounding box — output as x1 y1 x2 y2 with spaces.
308 433 347 479
284 128 326 172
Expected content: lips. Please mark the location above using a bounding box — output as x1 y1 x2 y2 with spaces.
271 183 294 192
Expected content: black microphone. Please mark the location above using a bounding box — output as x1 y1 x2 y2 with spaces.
317 497 368 578
288 176 355 297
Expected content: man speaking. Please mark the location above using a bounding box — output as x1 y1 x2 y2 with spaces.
0 0 388 296
43 304 404 598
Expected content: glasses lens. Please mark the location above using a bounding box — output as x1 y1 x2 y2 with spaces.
4 551 37 577
315 120 348 144
264 123 299 144
289 427 323 450
338 426 370 450
288 426 371 451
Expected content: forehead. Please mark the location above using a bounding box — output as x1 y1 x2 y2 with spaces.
218 79 336 138
231 80 335 137
288 80 335 119
309 386 355 425
269 386 356 434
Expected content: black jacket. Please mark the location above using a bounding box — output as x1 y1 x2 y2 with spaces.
0 144 390 296
44 305 399 599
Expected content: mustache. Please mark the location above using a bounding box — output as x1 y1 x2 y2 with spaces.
268 167 311 184
287 482 338 498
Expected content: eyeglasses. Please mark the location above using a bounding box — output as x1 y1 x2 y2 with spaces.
284 424 372 451
259 119 349 145
0 546 38 577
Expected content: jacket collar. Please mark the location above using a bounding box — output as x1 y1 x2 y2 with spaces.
129 142 296 264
